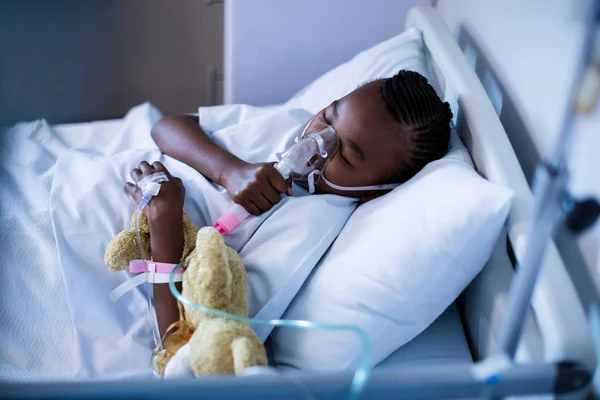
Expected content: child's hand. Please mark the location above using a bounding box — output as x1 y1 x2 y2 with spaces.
223 161 292 216
125 161 185 222
126 162 185 304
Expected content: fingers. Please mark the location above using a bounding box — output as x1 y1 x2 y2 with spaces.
139 161 153 174
125 161 185 212
253 194 273 215
130 161 151 182
265 166 292 198
249 164 290 215
243 201 261 217
267 172 289 194
132 160 176 182
151 161 174 180
124 182 142 203
151 161 165 171
242 191 277 216
131 168 143 182
266 165 289 194
225 162 294 216
263 186 281 207
149 161 177 182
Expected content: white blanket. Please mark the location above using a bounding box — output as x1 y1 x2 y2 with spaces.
0 104 161 380
1 103 356 380
1 119 75 380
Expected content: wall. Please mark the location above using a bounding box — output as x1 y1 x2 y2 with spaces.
435 0 600 392
224 0 431 106
0 0 223 124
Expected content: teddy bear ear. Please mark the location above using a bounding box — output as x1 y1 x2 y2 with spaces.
195 226 225 249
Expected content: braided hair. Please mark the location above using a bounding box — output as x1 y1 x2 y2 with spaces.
380 70 453 183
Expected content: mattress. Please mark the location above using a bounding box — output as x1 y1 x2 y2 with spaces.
0 104 472 381
265 303 472 370
376 303 472 368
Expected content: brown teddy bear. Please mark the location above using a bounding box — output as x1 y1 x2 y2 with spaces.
104 211 198 272
104 212 267 376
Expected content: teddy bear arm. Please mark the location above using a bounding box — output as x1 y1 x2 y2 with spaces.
104 228 149 271
231 336 268 374
184 229 234 307
153 349 174 376
181 214 200 257
129 210 150 233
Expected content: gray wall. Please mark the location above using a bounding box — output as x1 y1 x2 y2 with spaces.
0 0 223 124
436 0 600 392
223 0 431 106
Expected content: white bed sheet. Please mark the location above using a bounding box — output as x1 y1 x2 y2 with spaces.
0 103 472 381
1 118 76 380
0 104 160 380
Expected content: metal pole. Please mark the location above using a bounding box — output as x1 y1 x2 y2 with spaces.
493 0 600 362
494 164 569 358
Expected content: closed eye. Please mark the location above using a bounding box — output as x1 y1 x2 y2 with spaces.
321 109 330 125
341 153 353 166
339 142 354 167
322 108 353 166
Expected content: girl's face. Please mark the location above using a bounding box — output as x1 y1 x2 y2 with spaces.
300 81 409 201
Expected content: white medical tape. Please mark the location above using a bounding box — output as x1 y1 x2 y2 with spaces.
308 170 318 194
109 272 184 302
137 172 168 197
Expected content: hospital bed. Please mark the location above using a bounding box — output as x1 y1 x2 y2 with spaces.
1 6 595 399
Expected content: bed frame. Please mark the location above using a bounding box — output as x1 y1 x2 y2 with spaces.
3 6 595 400
410 6 595 370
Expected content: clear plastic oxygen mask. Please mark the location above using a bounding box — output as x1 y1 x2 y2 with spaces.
275 126 339 181
278 125 400 195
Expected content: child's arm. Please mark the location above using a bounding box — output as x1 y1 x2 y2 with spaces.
151 115 291 215
125 161 185 339
151 115 240 187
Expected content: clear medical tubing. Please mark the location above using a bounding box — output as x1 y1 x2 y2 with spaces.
135 199 161 352
134 172 169 351
168 259 373 400
136 164 372 398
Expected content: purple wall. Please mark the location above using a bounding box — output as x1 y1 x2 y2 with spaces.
224 0 431 106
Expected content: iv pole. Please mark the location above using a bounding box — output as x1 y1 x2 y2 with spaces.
480 0 600 395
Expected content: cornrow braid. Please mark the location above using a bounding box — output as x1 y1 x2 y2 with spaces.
380 70 453 183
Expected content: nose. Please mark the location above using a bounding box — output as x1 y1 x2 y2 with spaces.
301 115 317 137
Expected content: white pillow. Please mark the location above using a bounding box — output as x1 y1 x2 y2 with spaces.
285 27 427 114
271 143 513 371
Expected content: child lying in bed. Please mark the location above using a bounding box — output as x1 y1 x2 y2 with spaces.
124 70 452 342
